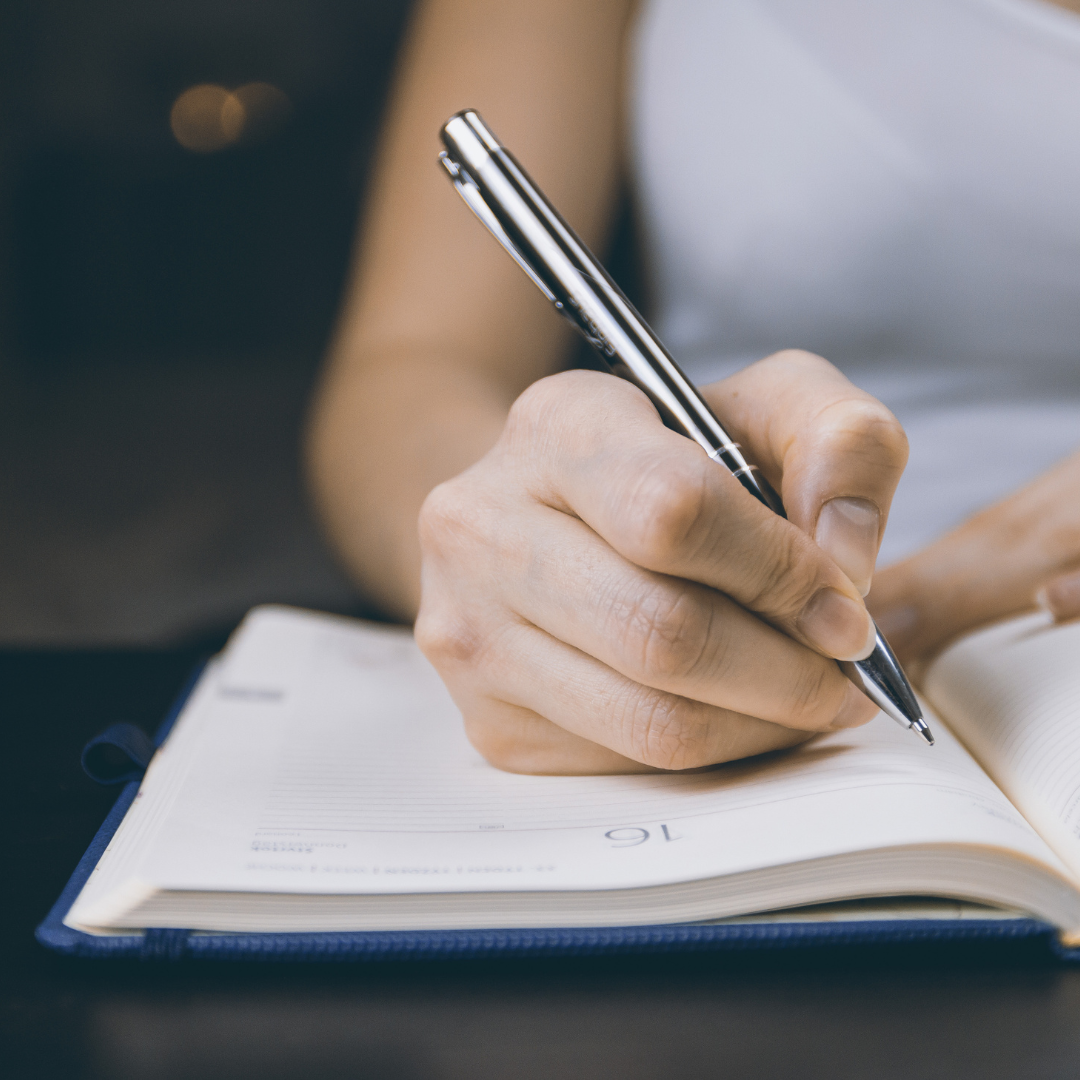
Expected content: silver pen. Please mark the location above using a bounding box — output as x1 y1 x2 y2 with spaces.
438 109 932 746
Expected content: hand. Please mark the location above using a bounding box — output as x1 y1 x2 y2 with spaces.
415 351 909 774
868 449 1080 671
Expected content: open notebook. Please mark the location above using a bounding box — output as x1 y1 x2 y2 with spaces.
61 605 1080 943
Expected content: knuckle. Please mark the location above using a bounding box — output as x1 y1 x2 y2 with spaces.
740 528 816 618
621 689 710 771
506 375 560 434
622 585 715 685
817 398 909 471
772 347 827 368
505 369 649 462
754 350 910 472
628 462 710 566
462 712 521 772
505 370 591 441
462 705 566 776
414 607 483 668
417 481 464 556
782 660 845 729
751 348 836 383
418 475 503 562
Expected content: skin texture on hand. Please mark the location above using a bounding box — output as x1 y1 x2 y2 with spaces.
416 353 909 774
868 448 1080 672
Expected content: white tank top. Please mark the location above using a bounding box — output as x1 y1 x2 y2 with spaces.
631 0 1080 563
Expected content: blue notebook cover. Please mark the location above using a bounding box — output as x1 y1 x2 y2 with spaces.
35 661 1079 963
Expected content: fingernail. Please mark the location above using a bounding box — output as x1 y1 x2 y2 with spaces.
1038 572 1080 621
798 588 876 661
815 498 881 596
829 682 879 729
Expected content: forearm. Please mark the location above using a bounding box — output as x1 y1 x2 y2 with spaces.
307 346 511 621
306 0 632 619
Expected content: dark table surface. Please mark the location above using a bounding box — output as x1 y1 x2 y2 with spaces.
5 649 1080 1080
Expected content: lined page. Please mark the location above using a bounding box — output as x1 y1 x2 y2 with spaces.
259 683 1008 835
926 613 1080 878
68 606 1070 925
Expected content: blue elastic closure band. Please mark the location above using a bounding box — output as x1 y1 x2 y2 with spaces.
81 722 157 785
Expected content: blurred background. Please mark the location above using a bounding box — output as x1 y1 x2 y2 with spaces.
0 0 643 650
0 0 416 646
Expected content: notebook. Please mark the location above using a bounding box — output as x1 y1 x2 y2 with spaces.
38 604 1080 960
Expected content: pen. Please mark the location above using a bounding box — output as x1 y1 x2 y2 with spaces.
438 109 933 746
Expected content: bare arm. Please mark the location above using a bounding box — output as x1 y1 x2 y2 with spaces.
307 0 636 620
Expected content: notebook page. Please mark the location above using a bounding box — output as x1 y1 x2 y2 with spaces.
925 612 1080 879
68 606 1070 925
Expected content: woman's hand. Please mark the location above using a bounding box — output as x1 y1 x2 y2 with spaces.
868 448 1080 671
307 2 910 775
416 350 909 774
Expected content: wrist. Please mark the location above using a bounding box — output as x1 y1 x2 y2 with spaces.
306 349 509 620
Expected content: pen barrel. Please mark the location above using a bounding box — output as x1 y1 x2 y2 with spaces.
440 111 784 517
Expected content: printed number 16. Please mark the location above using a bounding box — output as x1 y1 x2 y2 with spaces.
604 824 680 847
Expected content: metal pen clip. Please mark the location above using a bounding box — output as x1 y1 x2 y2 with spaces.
439 151 556 303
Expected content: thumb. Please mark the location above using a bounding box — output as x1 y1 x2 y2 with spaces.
704 350 908 596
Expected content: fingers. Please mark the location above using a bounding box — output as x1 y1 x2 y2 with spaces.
872 549 1080 669
417 359 905 775
461 700 658 776
869 450 1080 663
510 370 877 662
417 460 878 772
1039 569 1080 623
501 503 875 732
868 533 1019 666
704 350 909 596
421 614 820 773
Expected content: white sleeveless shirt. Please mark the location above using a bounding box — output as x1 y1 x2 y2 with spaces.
632 0 1080 564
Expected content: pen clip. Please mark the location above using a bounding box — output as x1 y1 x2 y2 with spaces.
439 151 557 303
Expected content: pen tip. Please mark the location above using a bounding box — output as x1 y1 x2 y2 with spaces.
912 719 935 746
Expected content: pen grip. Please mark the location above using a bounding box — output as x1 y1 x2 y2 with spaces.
586 338 787 518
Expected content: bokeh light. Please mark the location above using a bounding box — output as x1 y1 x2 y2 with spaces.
170 82 292 153
170 84 237 152
233 82 293 143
